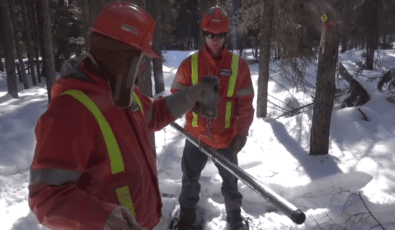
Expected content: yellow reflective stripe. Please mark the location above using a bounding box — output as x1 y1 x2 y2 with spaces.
227 54 239 97
132 92 144 115
191 53 199 85
224 54 240 128
192 112 198 127
225 101 233 128
62 90 137 217
61 89 125 175
191 53 199 127
116 186 136 217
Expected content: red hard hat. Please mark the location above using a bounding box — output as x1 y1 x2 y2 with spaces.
90 2 159 58
200 6 230 34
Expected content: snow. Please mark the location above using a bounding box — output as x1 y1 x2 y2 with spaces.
1 48 395 230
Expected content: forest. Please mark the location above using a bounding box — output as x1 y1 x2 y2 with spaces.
1 0 394 155
1 0 395 229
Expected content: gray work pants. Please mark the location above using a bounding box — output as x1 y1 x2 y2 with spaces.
178 139 243 218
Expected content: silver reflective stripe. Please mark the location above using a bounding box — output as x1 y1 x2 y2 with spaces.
171 81 188 91
236 86 254 97
30 168 82 186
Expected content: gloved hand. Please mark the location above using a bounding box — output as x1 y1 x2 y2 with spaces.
228 134 247 157
104 206 144 230
165 76 219 119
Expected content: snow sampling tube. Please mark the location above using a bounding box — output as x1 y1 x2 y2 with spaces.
170 122 306 225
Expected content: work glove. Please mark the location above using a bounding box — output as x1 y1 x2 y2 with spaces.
227 134 247 157
165 76 220 119
104 206 144 230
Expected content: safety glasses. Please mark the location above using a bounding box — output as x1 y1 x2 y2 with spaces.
205 33 227 40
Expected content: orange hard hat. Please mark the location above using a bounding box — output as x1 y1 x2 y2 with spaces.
200 6 230 34
90 2 159 58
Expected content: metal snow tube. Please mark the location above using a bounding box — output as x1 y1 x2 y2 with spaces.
170 122 306 225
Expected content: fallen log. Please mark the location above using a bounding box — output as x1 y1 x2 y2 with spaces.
338 63 370 108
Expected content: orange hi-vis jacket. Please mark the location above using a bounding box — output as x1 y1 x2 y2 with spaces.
28 57 175 230
171 46 254 149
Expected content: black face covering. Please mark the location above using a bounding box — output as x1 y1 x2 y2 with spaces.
111 53 149 108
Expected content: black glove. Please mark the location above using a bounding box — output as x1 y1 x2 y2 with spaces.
228 134 247 157
165 77 219 119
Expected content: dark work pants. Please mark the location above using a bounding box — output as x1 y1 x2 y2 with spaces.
178 140 243 218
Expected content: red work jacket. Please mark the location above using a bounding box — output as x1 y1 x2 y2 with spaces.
29 57 175 229
170 45 254 149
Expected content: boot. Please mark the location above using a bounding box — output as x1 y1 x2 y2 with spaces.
174 208 196 230
227 214 248 230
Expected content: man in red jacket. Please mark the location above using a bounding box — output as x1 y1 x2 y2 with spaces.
28 3 219 230
170 6 254 230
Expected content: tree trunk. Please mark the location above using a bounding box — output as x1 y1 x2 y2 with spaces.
0 0 18 98
364 0 378 70
28 0 41 82
89 0 103 27
0 16 4 72
16 61 22 83
80 0 91 52
142 0 157 153
0 49 4 71
309 1 343 155
254 40 259 61
10 0 29 89
257 1 274 118
229 0 240 53
365 33 377 70
37 0 56 102
341 38 348 53
21 0 37 86
151 0 165 94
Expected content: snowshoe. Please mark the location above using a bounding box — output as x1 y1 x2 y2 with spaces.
227 216 249 230
168 205 204 230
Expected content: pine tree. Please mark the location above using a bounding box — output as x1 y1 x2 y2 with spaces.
37 0 56 102
151 0 165 94
1 0 19 98
309 0 345 155
10 0 29 89
28 0 42 82
257 1 274 118
21 0 37 86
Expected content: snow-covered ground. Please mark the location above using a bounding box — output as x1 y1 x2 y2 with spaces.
1 48 395 230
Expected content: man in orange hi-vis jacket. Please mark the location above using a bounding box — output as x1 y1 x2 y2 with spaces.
28 2 219 230
170 6 254 230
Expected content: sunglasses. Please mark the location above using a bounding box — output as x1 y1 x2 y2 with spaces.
205 33 227 40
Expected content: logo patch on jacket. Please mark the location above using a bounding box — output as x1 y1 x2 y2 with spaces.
219 69 232 76
131 102 140 113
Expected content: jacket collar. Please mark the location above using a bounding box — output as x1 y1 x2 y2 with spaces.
77 59 111 89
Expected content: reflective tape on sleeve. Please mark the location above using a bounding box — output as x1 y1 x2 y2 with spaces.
236 86 254 97
30 168 81 186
